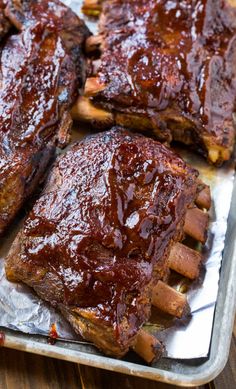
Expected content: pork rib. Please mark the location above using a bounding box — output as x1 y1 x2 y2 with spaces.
78 0 236 165
0 0 89 233
6 128 209 358
5 0 90 90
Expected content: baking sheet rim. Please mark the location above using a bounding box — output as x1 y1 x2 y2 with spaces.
2 176 236 387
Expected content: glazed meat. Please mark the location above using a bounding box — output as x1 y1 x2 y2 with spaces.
77 0 236 164
5 0 90 89
0 0 89 233
6 128 208 358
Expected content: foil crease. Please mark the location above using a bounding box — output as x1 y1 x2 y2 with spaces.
150 149 236 358
0 0 235 359
0 141 234 359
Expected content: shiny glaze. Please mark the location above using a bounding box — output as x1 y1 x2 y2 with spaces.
0 0 88 233
0 0 90 170
20 128 198 330
0 23 75 180
0 0 89 180
6 0 90 61
7 0 82 30
97 0 236 140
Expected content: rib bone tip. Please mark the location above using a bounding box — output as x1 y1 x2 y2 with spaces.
132 329 164 364
168 242 203 280
152 281 190 319
184 208 209 244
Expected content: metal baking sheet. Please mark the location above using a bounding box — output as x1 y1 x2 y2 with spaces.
1 0 236 385
0 128 235 386
0 0 235 362
2 174 236 386
0 138 234 360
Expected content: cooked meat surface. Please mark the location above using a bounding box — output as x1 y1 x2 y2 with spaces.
5 0 90 89
0 0 89 233
6 128 201 357
81 0 236 164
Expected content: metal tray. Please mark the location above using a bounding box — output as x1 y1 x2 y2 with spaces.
1 172 236 387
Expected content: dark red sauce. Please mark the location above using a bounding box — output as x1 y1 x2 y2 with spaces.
96 0 236 137
0 22 74 189
20 128 199 332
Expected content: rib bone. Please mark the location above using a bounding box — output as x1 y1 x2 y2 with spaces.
195 186 211 210
70 97 155 131
85 35 103 53
152 280 190 318
168 242 203 280
184 208 209 244
71 97 114 127
132 329 164 364
82 0 102 16
84 77 106 97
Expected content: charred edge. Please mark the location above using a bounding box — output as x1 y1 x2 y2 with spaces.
132 329 165 364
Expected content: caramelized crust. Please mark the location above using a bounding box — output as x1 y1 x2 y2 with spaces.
0 0 89 233
80 0 236 164
5 0 90 89
6 128 201 357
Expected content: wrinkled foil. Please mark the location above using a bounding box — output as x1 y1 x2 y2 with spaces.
0 0 235 359
150 149 236 358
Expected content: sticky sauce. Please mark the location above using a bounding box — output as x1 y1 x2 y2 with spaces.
21 129 199 330
97 0 236 136
0 0 88 183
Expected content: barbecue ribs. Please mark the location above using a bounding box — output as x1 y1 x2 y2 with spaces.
6 128 210 359
5 0 90 90
0 0 89 233
76 0 236 164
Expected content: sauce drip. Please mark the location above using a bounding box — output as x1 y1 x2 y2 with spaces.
20 129 199 327
97 0 236 136
0 23 74 183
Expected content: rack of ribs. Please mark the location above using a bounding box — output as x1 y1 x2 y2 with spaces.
0 0 89 233
5 128 210 362
75 0 236 165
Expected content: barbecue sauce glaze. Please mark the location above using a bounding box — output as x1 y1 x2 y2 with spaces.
96 0 236 138
20 129 198 328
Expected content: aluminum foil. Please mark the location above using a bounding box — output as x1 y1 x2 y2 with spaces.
149 149 236 358
0 0 235 360
0 138 234 359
